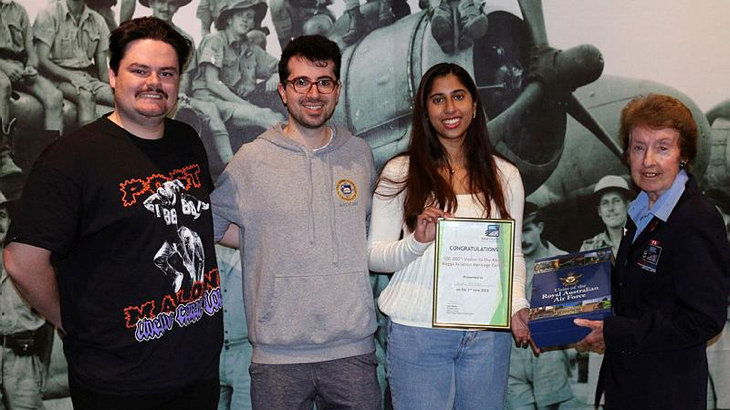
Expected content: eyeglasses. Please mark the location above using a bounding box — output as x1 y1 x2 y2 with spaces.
285 77 338 94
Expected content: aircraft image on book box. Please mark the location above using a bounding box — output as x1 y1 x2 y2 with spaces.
528 248 612 348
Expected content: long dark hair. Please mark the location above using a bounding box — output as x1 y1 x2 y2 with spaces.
376 63 511 230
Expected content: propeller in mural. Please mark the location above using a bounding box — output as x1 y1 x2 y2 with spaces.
483 0 621 193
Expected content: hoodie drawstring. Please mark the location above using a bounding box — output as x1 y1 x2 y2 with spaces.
304 150 316 244
326 151 339 265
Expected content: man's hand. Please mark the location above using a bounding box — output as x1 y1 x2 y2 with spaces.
22 65 38 80
413 207 449 243
0 59 24 82
512 307 540 355
574 318 605 353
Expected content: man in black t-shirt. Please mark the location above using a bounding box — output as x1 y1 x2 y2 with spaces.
3 17 223 410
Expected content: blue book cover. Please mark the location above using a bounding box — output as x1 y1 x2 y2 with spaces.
528 248 613 349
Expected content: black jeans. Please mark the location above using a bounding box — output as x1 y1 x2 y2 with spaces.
249 352 381 410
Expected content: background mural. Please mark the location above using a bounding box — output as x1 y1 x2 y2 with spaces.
1 0 729 409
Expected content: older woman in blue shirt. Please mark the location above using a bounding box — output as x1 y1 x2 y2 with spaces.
575 93 730 410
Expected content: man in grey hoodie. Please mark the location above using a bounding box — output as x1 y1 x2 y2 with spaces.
210 35 380 410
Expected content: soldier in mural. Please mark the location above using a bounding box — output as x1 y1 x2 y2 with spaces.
336 0 398 45
0 0 63 181
140 0 254 184
268 0 401 52
196 0 222 37
215 245 251 410
185 0 280 180
579 175 631 256
339 0 371 44
86 0 136 30
520 202 566 269
139 0 195 44
187 0 283 170
427 0 486 53
33 0 115 128
268 0 332 50
507 202 573 410
196 0 269 42
574 174 631 407
0 189 49 410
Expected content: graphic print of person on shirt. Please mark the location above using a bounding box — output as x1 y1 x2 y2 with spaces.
143 179 210 292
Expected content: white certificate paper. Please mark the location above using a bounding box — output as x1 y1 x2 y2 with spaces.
432 218 514 329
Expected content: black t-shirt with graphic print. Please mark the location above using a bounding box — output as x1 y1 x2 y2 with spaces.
7 115 223 394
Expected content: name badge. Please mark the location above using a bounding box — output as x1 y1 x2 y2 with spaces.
637 240 662 273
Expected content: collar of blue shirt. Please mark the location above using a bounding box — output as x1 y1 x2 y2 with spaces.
628 169 688 241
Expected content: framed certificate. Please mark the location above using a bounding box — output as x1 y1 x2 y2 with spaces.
432 218 515 329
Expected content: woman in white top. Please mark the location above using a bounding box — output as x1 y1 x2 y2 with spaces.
368 63 533 409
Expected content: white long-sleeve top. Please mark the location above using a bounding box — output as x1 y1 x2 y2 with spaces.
368 155 528 328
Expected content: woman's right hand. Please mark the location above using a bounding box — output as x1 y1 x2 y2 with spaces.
414 207 450 243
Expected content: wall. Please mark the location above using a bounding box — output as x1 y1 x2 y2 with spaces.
4 0 730 409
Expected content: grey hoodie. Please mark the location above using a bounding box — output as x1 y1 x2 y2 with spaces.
211 123 377 364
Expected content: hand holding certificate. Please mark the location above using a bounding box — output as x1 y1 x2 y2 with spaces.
432 218 514 329
414 207 451 243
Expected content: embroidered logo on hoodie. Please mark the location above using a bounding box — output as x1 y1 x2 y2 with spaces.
336 179 358 202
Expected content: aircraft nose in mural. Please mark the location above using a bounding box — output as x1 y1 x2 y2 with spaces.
484 0 621 195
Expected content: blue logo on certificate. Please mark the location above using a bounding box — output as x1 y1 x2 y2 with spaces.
485 224 500 237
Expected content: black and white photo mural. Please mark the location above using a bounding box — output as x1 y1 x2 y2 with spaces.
2 0 729 408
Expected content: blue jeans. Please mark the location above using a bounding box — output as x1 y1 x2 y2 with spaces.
386 321 512 410
249 352 381 410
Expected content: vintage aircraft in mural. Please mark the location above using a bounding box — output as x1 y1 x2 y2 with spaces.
331 0 719 198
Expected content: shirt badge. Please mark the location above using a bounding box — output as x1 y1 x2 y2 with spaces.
336 179 358 202
638 243 662 273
